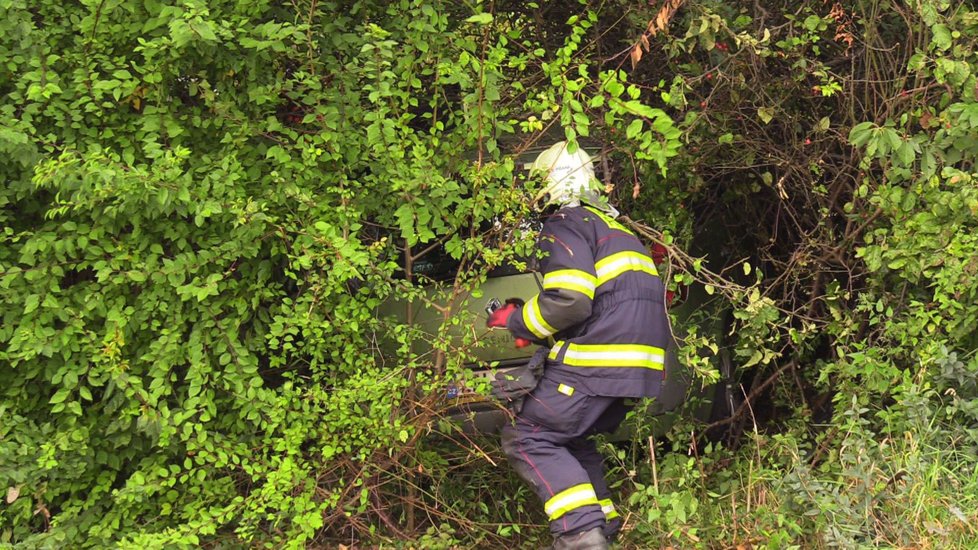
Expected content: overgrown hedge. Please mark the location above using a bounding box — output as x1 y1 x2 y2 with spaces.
2 0 977 548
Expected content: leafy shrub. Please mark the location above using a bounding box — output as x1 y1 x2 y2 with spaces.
0 0 681 546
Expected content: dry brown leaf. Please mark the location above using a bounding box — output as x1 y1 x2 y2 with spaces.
630 44 643 69
919 111 932 129
6 485 20 504
655 9 670 31
634 0 685 68
632 181 641 199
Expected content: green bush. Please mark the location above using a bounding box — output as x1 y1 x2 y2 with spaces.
0 0 681 546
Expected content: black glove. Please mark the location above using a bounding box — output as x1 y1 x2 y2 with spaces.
489 348 548 402
490 367 539 402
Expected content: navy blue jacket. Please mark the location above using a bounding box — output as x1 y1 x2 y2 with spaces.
507 205 670 397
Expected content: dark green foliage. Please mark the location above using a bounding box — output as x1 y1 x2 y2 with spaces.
0 0 679 546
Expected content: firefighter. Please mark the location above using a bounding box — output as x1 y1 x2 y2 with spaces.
487 141 672 549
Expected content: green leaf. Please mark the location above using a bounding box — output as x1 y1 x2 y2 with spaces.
803 15 822 32
573 112 590 136
895 141 916 167
625 119 643 139
190 19 218 42
466 13 493 25
888 257 907 269
932 23 952 51
24 294 39 314
883 129 903 152
49 388 70 404
169 20 193 47
621 100 663 120
757 107 774 125
848 122 876 147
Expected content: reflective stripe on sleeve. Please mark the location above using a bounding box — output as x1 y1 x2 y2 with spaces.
594 251 658 286
543 269 597 299
521 295 557 339
544 483 599 521
550 341 665 370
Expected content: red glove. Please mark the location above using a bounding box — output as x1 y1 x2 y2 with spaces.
486 302 518 328
486 301 533 348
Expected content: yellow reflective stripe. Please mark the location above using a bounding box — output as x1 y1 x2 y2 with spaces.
522 295 557 339
585 206 633 234
544 483 599 521
594 251 658 286
543 269 596 299
553 342 665 370
599 499 619 519
557 383 575 396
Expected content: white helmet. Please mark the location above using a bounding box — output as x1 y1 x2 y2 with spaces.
528 141 602 208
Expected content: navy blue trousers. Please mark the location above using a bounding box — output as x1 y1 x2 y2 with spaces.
501 375 628 536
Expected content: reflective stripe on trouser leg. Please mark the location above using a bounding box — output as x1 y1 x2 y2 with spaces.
545 483 599 521
563 399 629 538
499 382 622 536
565 399 630 518
600 497 623 541
500 422 606 535
566 437 612 502
599 498 619 519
